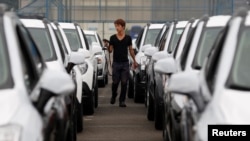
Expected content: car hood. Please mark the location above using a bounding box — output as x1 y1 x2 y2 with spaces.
196 88 250 141
0 89 23 125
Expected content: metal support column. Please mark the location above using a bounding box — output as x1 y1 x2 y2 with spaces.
45 0 50 19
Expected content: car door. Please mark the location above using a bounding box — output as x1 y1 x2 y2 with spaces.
16 23 58 140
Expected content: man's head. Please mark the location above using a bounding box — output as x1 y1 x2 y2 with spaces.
114 18 126 32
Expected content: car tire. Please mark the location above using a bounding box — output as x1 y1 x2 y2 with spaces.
147 92 154 121
133 75 144 103
83 92 95 115
76 101 83 132
94 78 99 108
67 96 77 141
128 75 134 98
154 102 163 130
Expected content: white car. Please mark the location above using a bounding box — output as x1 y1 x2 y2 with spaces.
131 23 165 103
84 30 108 87
59 22 101 115
154 15 231 141
0 8 75 141
21 17 86 137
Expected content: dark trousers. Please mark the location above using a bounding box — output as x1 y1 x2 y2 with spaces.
112 62 129 103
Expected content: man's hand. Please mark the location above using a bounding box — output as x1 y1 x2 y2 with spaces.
133 61 138 69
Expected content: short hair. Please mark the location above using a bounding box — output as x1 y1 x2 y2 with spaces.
114 19 126 28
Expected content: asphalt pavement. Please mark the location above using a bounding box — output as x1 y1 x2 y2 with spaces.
77 76 162 141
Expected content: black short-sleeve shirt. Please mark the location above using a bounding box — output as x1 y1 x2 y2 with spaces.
109 34 132 62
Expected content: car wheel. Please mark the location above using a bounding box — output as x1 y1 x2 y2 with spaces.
133 75 144 103
127 75 134 98
154 89 163 130
98 79 106 87
82 92 95 115
147 91 154 121
94 77 99 108
105 69 109 85
76 100 83 132
66 95 77 141
154 101 163 130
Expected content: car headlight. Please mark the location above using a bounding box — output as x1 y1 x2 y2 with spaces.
78 62 88 74
0 125 22 141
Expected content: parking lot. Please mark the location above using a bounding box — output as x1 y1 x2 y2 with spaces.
77 76 162 141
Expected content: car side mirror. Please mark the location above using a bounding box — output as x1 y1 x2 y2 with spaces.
141 44 152 52
79 48 90 58
168 71 205 112
154 57 177 75
40 69 75 96
144 47 158 57
152 51 171 62
35 69 74 114
69 51 85 65
92 44 103 56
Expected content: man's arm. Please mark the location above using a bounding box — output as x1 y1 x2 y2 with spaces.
108 45 113 53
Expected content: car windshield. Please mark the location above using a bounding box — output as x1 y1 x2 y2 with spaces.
228 28 250 90
143 28 161 46
63 29 82 51
85 34 97 49
0 28 12 89
192 27 221 69
28 28 57 61
168 28 184 53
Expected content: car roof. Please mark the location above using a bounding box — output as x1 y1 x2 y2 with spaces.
206 15 231 27
83 30 96 35
176 21 188 28
59 22 76 29
20 19 45 28
148 23 165 29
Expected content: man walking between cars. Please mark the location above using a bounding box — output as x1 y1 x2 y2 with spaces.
108 18 138 107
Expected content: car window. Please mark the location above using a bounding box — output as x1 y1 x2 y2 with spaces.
97 34 103 47
16 25 44 92
167 28 184 53
28 28 57 62
143 28 161 46
0 23 13 89
179 26 197 70
158 27 169 51
81 30 90 50
135 27 144 49
227 28 250 90
64 29 82 51
192 27 222 69
85 34 97 48
53 29 67 62
205 27 227 93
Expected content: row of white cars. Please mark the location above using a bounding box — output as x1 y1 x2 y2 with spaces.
0 3 108 141
129 7 250 141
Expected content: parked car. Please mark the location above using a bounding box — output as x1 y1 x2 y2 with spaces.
20 17 85 139
130 23 165 103
84 30 108 87
166 9 250 140
59 22 100 115
51 21 88 136
154 15 231 141
145 20 187 130
1 8 75 141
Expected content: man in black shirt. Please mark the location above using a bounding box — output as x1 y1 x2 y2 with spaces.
108 19 137 107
